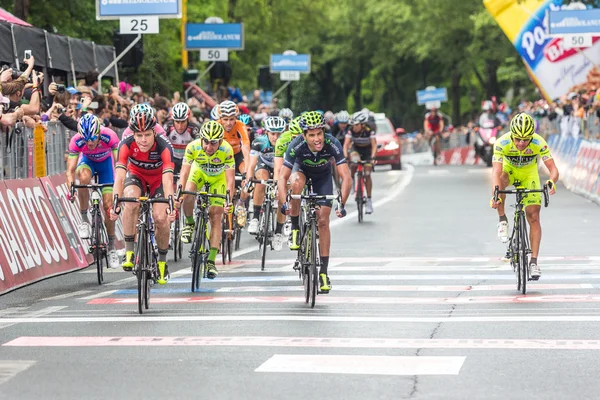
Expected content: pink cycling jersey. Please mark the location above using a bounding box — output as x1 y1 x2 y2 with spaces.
121 124 166 140
68 126 120 162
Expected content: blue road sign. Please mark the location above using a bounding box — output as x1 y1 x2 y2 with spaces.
416 87 448 105
185 23 244 50
96 0 181 20
547 8 600 36
270 54 311 73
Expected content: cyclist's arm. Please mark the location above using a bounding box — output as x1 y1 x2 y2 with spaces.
225 167 235 203
543 158 559 184
336 162 352 207
246 154 259 181
178 161 192 194
277 165 292 206
343 135 352 159
113 167 126 200
439 118 445 132
370 136 377 159
239 124 251 175
423 120 429 132
273 156 284 182
65 154 79 190
491 158 504 196
160 140 175 199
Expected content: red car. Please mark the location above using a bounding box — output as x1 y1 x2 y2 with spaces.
374 114 402 170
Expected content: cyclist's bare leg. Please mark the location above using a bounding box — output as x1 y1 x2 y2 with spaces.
76 166 92 213
102 192 116 238
365 164 373 197
122 184 142 237
252 168 269 210
152 203 170 250
209 206 225 248
316 206 332 258
182 180 197 221
525 205 541 258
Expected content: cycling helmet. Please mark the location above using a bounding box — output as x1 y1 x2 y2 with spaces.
349 111 368 125
509 112 535 140
324 110 335 122
264 116 287 133
482 100 494 111
200 120 225 140
171 102 190 121
336 110 350 123
315 110 324 116
129 103 156 132
218 100 239 117
288 119 303 137
210 106 220 121
78 114 101 141
239 113 254 126
278 108 294 121
299 111 325 131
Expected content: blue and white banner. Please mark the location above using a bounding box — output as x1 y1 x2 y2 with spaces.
547 8 600 36
185 23 244 50
270 54 311 73
416 88 447 105
96 0 181 20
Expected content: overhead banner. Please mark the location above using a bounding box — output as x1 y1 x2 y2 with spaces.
484 0 600 101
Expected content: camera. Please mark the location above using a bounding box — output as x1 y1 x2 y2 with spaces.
56 106 66 114
56 84 65 94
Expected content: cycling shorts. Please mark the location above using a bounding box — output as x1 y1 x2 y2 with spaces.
188 162 227 207
255 161 274 176
294 163 334 208
124 172 164 198
234 151 245 174
77 155 114 194
502 165 541 207
349 145 373 164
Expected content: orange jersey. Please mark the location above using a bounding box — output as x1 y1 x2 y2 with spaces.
220 120 250 154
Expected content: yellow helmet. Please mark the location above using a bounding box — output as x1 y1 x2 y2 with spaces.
200 120 224 140
510 112 535 140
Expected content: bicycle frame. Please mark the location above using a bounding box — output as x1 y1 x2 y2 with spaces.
251 178 277 271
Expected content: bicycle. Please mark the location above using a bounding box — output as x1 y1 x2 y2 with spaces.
177 184 228 292
70 175 113 285
113 194 173 314
494 182 549 295
290 179 340 308
169 174 184 262
222 174 244 262
250 178 277 271
352 160 369 222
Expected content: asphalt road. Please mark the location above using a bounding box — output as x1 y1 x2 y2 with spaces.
1 164 600 400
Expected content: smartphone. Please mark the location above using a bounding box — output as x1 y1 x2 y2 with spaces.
24 50 31 60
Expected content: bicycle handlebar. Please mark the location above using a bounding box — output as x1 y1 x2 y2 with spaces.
494 184 550 208
112 194 174 215
250 179 277 185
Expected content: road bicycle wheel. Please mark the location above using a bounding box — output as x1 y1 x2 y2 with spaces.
309 221 318 308
92 211 105 285
173 216 181 262
136 229 147 314
520 213 529 295
356 174 364 223
301 227 310 303
191 217 206 292
221 215 228 265
261 202 272 271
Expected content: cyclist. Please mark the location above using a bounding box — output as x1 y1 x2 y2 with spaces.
331 110 350 142
490 112 559 279
424 106 444 165
210 106 220 121
343 111 377 214
217 100 250 176
277 111 352 292
239 113 257 142
163 102 200 174
66 114 120 269
245 116 286 249
179 121 235 279
278 108 294 124
109 105 176 284
121 104 167 139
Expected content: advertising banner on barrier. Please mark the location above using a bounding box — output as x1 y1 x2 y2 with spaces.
484 0 600 101
0 178 87 295
436 147 485 166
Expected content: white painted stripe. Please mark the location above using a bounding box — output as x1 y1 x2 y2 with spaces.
0 360 36 385
105 276 136 287
426 169 450 175
5 315 600 323
222 265 600 273
78 290 118 300
21 306 67 317
255 355 465 375
231 164 415 259
232 256 600 264
8 336 600 350
41 290 92 301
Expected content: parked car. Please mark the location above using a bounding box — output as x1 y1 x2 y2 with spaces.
373 113 402 170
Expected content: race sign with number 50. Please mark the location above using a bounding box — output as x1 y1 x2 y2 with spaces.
200 49 229 62
562 34 593 50
119 17 159 34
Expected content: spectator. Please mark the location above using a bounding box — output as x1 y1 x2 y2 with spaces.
84 70 99 97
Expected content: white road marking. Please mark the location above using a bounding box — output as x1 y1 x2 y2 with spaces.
255 355 465 375
78 290 118 300
426 169 450 175
0 307 66 330
5 315 600 323
231 165 415 259
41 290 92 301
0 360 36 385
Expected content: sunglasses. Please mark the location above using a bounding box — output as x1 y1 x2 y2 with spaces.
512 136 531 143
202 139 220 146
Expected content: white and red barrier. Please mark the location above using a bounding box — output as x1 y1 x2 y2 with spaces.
436 146 485 166
0 174 124 295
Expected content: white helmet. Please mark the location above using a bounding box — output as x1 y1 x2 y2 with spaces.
264 116 287 133
349 111 368 125
218 100 239 117
210 107 220 121
171 102 190 121
336 110 350 123
482 100 493 111
278 108 294 121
